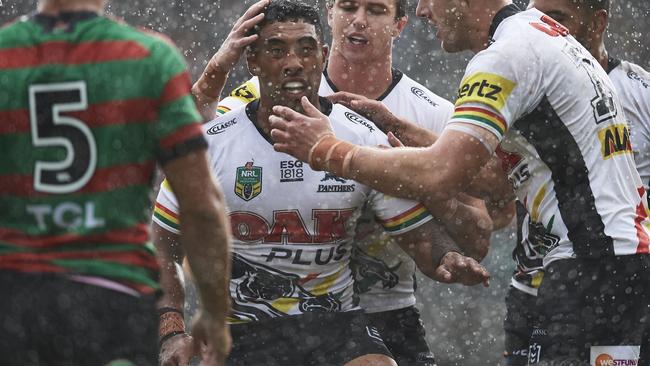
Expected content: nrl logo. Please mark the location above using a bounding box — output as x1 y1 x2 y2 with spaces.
411 87 438 107
235 161 262 201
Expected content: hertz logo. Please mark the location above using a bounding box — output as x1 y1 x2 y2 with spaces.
455 72 516 112
598 124 632 159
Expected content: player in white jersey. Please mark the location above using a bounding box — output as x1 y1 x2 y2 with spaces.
267 0 650 364
494 1 650 365
194 1 497 365
155 2 489 366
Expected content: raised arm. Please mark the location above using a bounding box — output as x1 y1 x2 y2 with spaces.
192 0 268 120
162 150 232 365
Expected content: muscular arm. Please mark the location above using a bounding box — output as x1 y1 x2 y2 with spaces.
161 149 232 363
392 220 490 286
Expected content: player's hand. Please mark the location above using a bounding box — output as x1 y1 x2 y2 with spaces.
191 310 231 366
270 96 336 163
194 0 268 100
327 91 399 133
434 251 490 287
160 333 198 366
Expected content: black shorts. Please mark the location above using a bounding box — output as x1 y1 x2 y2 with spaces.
227 310 393 366
366 306 436 366
534 255 650 365
502 285 538 366
0 271 159 366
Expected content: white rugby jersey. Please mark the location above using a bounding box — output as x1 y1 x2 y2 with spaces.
609 59 650 192
153 99 433 323
217 71 454 313
510 58 650 296
450 5 650 268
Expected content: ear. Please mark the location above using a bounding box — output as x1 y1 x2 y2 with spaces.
321 44 330 60
393 16 408 38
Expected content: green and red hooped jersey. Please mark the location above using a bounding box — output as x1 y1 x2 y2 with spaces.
0 12 206 295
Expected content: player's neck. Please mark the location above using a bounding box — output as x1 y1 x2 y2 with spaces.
38 0 105 16
591 43 609 71
326 52 394 100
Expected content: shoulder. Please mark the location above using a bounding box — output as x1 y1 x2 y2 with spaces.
395 73 454 111
611 60 650 92
329 104 388 146
0 15 35 48
203 105 249 140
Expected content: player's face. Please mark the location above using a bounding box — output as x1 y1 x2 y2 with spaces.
416 0 471 53
248 21 328 111
528 0 592 47
328 0 406 64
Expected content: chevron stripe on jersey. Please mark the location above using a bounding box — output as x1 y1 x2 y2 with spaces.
0 13 206 294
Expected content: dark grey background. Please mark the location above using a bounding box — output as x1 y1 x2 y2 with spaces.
2 1 648 364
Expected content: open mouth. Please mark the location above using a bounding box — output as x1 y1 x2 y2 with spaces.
347 35 368 45
282 80 307 95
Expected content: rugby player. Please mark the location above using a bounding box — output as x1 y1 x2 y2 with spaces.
0 0 231 365
193 1 500 364
153 2 490 365
267 0 650 364
498 1 650 364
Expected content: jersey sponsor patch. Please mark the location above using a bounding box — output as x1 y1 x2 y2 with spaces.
344 112 375 132
591 346 640 366
280 160 304 182
411 86 438 107
206 118 237 135
456 72 516 112
228 81 259 105
317 173 356 192
598 124 632 159
235 161 262 201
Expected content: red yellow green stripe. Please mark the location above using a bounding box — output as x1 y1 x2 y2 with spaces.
452 106 507 138
379 204 431 233
154 202 180 231
216 105 231 115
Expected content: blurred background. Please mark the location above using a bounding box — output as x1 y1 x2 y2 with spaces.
2 0 649 364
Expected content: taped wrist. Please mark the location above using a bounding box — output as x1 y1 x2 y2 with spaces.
308 134 358 177
159 307 185 345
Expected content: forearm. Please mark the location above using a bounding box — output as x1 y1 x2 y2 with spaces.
180 195 231 321
153 225 187 311
438 195 491 261
192 63 230 122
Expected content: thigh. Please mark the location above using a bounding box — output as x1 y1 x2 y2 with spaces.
0 272 158 366
537 256 649 364
311 311 394 366
368 307 436 366
502 286 538 366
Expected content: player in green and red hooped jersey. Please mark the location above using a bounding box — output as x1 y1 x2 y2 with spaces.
0 0 231 365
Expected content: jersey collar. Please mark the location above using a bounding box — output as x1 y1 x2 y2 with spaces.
245 98 334 145
489 4 522 43
32 11 99 33
323 67 404 102
606 57 622 74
